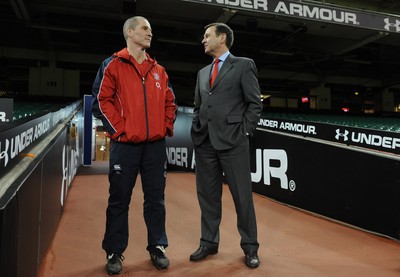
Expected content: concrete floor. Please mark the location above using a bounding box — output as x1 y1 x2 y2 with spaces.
38 161 400 277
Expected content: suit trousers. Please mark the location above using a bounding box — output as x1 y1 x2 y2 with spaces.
194 136 259 253
102 139 168 255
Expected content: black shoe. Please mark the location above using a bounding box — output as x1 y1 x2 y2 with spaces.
106 253 124 275
189 245 218 261
149 246 170 270
244 251 260 268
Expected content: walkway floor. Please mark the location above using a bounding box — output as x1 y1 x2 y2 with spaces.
38 161 400 277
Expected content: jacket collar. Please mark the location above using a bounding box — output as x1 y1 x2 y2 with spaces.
114 48 156 65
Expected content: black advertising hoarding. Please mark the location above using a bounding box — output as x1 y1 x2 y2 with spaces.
182 0 400 34
258 116 400 155
251 129 400 240
166 109 196 172
0 113 52 178
0 107 84 277
0 98 13 123
0 101 80 178
165 109 400 240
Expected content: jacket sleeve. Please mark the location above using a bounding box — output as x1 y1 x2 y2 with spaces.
91 57 125 140
165 79 177 137
191 71 201 128
241 58 263 136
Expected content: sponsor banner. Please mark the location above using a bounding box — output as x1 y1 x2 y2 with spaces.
182 0 400 33
166 110 196 172
252 130 400 240
0 101 81 177
0 98 13 123
165 108 400 239
258 115 400 155
0 118 83 276
0 113 52 176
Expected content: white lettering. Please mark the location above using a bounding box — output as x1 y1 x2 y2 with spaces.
319 8 332 20
166 147 188 167
251 149 288 189
290 3 303 16
191 149 196 169
279 122 317 135
303 6 318 18
0 139 10 166
274 2 357 25
0 112 6 122
393 138 400 149
351 132 400 149
241 0 253 9
61 145 68 206
251 149 262 183
346 13 357 24
204 0 268 10
258 118 278 128
10 128 34 159
34 119 50 140
275 2 289 14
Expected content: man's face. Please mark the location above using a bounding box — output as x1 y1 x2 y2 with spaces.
202 26 224 56
128 19 153 49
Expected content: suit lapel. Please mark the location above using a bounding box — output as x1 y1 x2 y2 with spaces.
201 64 213 89
211 54 234 88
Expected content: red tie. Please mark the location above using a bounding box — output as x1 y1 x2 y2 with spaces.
210 59 220 87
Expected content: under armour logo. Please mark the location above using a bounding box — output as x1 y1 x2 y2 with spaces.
335 129 349 141
384 18 400 32
0 139 9 166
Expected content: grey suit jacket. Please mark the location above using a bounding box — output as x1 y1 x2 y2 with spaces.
191 54 263 150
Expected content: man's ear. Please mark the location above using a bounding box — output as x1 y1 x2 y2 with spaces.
220 33 226 45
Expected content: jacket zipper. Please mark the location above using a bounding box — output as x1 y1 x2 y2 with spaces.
142 76 149 141
128 57 154 142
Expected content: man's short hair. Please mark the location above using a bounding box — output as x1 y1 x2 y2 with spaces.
123 16 148 40
204 22 234 49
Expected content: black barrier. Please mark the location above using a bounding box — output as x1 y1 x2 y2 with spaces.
0 103 83 277
0 102 81 178
251 130 400 240
0 197 17 277
166 108 195 172
258 116 400 155
166 108 400 240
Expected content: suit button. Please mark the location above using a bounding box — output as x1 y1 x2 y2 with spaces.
208 119 211 122
208 105 211 108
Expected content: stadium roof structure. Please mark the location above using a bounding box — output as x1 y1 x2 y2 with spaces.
1 0 400 102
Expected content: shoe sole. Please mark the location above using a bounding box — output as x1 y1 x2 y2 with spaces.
151 260 169 270
106 268 122 275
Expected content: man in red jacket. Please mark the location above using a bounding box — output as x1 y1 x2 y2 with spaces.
92 16 177 274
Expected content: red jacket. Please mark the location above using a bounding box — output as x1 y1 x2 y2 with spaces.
92 48 177 143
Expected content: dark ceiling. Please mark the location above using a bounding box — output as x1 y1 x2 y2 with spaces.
2 0 400 106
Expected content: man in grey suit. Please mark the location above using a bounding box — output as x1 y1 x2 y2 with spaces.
190 22 263 268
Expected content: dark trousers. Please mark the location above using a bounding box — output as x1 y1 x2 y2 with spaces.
194 136 259 253
102 139 168 255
